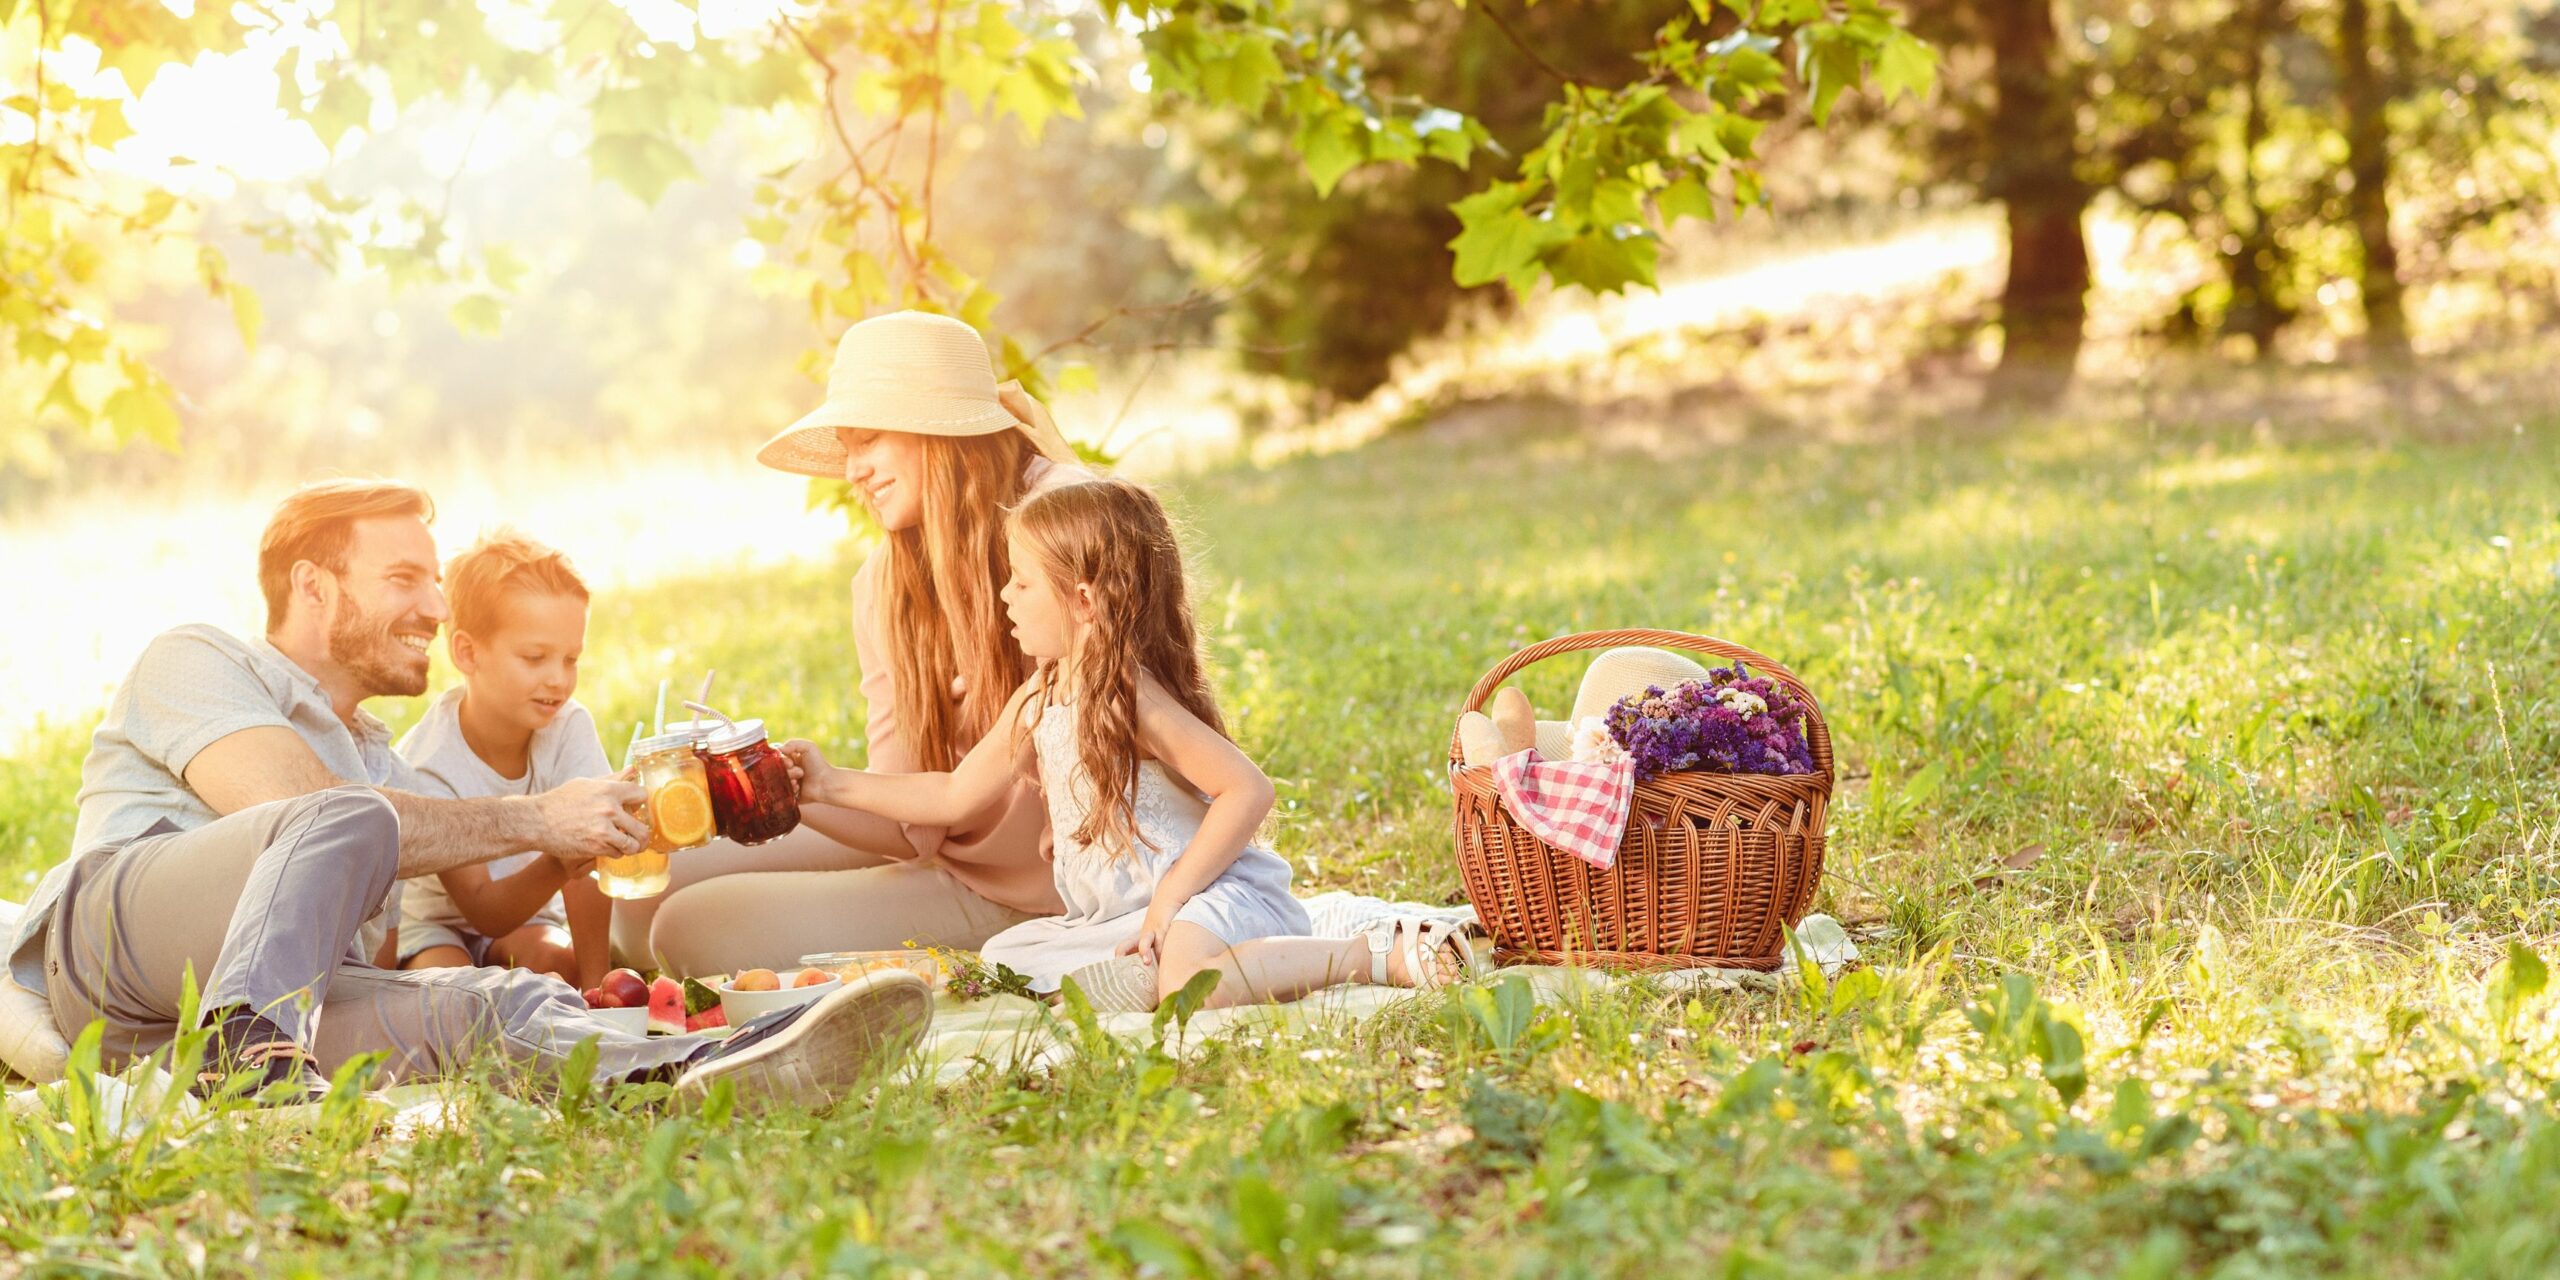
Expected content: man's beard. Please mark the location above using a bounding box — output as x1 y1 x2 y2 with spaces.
327 595 431 698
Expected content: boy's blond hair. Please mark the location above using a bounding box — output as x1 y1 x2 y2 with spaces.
445 528 589 637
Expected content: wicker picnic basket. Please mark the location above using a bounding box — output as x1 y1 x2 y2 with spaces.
1449 629 1833 971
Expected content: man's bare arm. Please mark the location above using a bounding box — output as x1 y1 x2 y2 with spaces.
183 726 649 877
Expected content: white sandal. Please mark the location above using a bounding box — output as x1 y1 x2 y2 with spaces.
1363 918 1475 990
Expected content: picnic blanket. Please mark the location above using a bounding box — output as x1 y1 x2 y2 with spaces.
905 904 1858 1083
2 893 1856 1128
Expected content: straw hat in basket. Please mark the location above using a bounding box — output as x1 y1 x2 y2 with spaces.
756 310 1079 478
1567 647 1711 723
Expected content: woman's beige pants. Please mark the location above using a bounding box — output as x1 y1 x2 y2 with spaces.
618 819 1036 976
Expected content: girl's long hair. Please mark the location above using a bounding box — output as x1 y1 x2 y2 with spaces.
881 430 1039 771
1011 478 1226 856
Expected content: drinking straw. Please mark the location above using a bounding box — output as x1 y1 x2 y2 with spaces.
622 720 646 770
652 678 669 736
698 669 716 707
681 700 735 733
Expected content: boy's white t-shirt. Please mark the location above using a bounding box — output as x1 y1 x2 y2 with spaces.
394 686 613 935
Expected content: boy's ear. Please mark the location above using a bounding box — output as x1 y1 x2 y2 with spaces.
448 628 479 676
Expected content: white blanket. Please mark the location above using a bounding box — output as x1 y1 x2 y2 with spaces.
0 891 1857 1096
908 906 1858 1083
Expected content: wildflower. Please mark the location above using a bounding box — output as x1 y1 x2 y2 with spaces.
1602 666 1814 781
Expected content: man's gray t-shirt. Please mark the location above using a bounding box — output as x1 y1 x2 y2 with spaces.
8 624 423 992
395 686 611 934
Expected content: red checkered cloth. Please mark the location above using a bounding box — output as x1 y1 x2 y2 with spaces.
1490 748 1636 870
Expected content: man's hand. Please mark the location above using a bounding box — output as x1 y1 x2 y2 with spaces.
529 776 649 865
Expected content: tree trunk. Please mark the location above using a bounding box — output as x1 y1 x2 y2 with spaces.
1981 0 2093 410
2226 7 2279 359
2337 0 2413 366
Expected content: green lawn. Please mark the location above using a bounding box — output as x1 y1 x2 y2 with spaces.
6 403 2560 1277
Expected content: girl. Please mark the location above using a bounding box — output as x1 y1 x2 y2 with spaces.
784 478 1471 1009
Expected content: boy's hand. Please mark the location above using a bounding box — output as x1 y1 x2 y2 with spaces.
531 776 650 864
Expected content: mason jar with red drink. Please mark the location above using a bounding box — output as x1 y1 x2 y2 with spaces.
696 716 801 846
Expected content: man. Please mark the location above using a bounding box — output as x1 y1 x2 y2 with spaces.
6 479 928 1108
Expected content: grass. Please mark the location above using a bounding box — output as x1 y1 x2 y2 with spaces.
5 398 2560 1277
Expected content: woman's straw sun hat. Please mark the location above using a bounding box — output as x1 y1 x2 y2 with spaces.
756 310 1078 478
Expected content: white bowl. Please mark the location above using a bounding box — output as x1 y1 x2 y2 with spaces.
720 973 841 1027
587 1004 652 1035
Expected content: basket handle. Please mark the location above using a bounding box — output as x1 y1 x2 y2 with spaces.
1446 628 1833 774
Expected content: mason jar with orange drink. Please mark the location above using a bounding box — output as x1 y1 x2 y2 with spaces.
600 731 715 898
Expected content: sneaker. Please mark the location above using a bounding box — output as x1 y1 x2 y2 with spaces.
190 1011 330 1107
675 970 931 1111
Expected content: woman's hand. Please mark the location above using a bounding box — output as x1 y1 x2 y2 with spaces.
996 380 1071 460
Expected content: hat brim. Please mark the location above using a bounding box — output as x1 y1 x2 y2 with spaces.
755 397 1073 479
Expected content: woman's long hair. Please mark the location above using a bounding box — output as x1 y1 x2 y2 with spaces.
881 431 1039 771
1010 478 1226 856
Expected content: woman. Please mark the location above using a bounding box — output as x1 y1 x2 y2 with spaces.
626 310 1090 975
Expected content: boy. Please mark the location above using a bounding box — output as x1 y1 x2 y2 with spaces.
393 529 612 988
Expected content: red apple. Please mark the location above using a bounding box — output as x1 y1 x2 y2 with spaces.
599 968 649 1010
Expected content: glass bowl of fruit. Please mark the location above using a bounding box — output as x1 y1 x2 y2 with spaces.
799 949 949 992
718 964 840 1026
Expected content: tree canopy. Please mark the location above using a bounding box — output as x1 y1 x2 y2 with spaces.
2 0 1931 475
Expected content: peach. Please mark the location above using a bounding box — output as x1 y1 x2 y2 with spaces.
792 966 833 988
730 967 780 992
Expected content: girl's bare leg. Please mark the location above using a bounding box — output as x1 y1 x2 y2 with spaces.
1154 923 1458 1009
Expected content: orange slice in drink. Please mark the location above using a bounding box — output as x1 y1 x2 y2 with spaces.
651 778 715 846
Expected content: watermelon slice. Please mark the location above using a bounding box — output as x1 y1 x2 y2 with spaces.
645 976 687 1035
685 1005 728 1033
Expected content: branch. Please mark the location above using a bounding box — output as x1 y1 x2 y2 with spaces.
778 15 928 292
1007 250 1269 377
17 0 51 204
1472 0 1579 87
923 0 945 248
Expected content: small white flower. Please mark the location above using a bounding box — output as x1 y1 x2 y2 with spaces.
1717 688 1769 718
1568 716 1627 765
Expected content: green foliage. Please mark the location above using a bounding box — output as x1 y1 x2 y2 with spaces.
5 0 1933 463
1138 0 1933 401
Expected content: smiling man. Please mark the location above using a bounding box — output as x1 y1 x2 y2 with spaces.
5 480 930 1109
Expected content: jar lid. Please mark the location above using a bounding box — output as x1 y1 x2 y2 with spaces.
631 731 698 757
661 717 725 742
705 719 769 754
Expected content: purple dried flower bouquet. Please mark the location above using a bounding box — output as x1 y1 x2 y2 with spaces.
1600 663 1818 782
